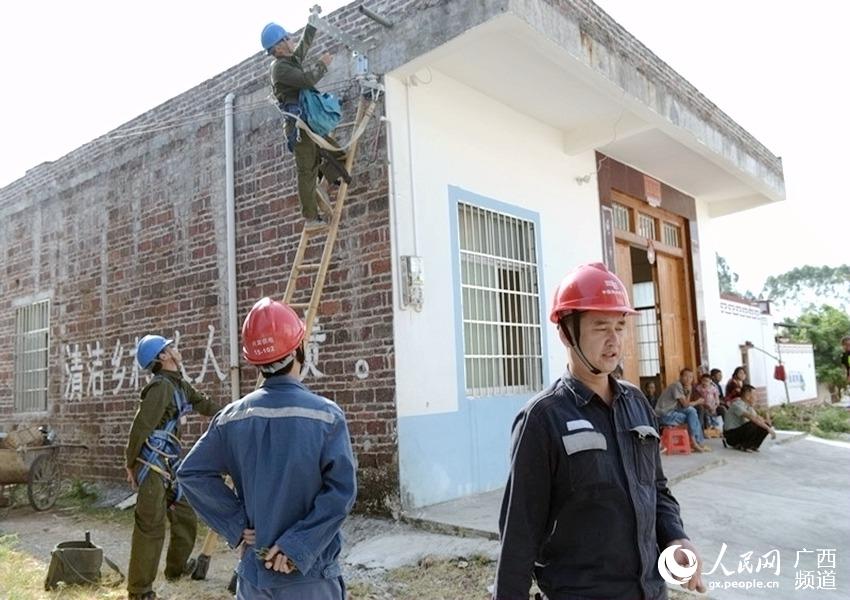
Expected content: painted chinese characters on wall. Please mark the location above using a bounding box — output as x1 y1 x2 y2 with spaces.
61 319 330 400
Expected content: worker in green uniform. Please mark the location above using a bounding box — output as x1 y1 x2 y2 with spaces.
261 21 348 227
125 334 218 600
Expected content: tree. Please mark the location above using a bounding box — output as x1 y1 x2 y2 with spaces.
716 254 739 295
787 304 850 397
762 265 850 312
715 254 756 299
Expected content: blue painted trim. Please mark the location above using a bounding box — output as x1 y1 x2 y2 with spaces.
447 185 550 393
397 186 554 508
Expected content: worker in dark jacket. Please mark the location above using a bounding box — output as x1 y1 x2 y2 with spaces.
261 21 346 227
125 335 218 600
493 263 706 600
178 297 357 600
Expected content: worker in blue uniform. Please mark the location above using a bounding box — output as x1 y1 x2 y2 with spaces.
177 297 357 599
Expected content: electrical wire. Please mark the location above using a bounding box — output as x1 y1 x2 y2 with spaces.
97 77 360 141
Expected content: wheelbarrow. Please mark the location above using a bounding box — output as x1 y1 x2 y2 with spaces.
0 427 86 511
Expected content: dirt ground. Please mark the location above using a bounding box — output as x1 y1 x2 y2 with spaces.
0 486 695 600
0 487 501 600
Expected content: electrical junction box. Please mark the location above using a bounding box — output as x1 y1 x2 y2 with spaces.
400 255 424 311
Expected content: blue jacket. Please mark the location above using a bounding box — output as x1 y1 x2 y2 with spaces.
177 375 357 589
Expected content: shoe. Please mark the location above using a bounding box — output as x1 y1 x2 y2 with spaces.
701 444 713 452
318 149 352 185
128 592 159 600
165 558 196 581
691 444 704 453
304 215 326 229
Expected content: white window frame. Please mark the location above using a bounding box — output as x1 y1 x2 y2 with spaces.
457 202 543 397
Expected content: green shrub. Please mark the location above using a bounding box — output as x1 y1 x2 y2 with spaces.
769 403 850 439
812 406 850 434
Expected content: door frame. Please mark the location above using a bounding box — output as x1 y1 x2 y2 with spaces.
608 190 699 386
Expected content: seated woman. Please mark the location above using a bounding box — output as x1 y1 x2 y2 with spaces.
724 366 747 402
723 384 776 452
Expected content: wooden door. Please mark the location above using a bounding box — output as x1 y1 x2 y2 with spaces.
656 253 694 386
614 241 639 384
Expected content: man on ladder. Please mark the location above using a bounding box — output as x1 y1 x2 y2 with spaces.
261 20 349 227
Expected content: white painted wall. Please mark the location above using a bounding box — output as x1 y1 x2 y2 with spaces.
385 69 600 418
711 298 771 385
694 198 721 371
766 343 817 405
689 206 816 406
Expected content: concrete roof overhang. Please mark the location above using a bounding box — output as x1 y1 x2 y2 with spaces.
370 0 784 217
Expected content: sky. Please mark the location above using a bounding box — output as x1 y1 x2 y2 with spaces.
1 0 846 296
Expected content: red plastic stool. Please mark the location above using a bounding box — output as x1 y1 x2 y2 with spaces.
661 425 691 455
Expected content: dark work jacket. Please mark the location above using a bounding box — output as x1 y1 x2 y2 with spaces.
270 24 328 106
494 373 688 600
125 370 218 470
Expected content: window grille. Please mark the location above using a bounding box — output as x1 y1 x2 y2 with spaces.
14 300 50 412
632 283 660 378
637 213 656 240
662 222 682 248
612 203 631 232
458 203 543 396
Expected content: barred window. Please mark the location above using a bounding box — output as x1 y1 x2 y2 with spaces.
662 222 682 248
458 203 543 396
632 282 661 378
15 300 50 412
637 213 656 240
612 203 631 232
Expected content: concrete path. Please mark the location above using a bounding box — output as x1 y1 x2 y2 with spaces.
404 432 850 599
403 431 803 539
674 436 850 598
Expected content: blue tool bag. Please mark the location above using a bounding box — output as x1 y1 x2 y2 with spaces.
299 88 342 137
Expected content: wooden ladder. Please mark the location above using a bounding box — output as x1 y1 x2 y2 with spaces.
282 95 377 342
196 90 382 581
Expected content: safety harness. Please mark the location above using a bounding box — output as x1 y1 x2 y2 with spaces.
135 376 192 504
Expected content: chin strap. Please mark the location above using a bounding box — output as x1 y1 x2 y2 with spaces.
559 313 602 375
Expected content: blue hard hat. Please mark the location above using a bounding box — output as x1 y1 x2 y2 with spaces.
261 22 289 53
137 334 172 370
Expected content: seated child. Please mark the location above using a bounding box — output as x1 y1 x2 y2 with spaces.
694 372 722 434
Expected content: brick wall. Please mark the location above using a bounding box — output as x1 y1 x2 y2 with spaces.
0 0 416 514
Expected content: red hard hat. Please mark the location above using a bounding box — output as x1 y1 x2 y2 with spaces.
241 297 306 365
549 262 637 323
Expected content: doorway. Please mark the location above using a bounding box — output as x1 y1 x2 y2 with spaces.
610 191 697 389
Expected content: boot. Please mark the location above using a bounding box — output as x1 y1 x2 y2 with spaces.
318 149 351 185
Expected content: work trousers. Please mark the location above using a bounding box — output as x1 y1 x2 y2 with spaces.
287 124 345 220
127 472 197 595
237 575 346 599
725 421 769 451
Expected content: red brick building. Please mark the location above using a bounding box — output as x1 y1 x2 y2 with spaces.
0 1 410 514
0 0 784 512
